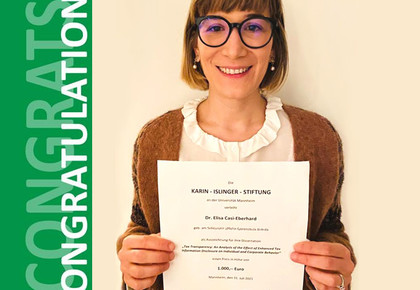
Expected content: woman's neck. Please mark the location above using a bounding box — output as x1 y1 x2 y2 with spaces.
196 91 267 142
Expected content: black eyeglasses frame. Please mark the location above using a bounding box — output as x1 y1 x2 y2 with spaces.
195 15 278 49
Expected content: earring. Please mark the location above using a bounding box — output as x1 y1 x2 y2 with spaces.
270 59 276 71
193 57 200 70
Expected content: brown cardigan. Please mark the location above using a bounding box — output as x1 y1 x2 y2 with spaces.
117 105 356 290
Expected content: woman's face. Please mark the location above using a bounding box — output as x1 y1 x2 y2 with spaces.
195 10 273 100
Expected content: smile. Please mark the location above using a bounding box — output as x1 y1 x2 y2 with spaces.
217 66 251 75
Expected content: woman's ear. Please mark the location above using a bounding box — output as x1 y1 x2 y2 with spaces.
194 48 200 62
270 50 275 61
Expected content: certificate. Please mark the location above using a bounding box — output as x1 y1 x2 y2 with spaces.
158 161 309 290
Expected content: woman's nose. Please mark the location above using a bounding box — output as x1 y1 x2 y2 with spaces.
222 28 247 58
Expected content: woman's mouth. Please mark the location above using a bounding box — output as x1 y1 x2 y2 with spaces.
217 66 251 75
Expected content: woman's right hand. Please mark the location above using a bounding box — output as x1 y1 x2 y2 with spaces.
118 233 175 290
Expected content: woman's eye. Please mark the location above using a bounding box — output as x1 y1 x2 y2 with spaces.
245 24 263 32
207 25 224 32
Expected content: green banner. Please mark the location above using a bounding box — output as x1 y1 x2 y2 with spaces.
1 1 92 289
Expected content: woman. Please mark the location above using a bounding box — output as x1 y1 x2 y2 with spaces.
117 0 356 289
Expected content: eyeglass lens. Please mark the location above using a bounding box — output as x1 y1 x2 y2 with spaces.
198 17 272 48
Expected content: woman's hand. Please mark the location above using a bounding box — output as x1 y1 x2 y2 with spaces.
290 241 354 290
118 233 175 290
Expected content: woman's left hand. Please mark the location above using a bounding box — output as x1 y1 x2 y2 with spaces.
290 241 354 290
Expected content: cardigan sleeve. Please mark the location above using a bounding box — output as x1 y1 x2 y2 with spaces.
304 126 356 290
116 132 151 253
116 132 152 290
284 105 356 267
314 128 356 264
116 110 183 290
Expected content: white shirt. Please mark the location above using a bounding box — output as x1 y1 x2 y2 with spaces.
179 96 294 162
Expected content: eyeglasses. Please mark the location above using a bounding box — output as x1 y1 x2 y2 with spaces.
196 15 277 49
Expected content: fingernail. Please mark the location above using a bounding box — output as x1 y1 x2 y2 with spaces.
169 243 175 251
290 252 297 260
169 252 175 260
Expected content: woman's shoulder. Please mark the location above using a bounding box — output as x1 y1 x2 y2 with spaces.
282 104 343 161
283 104 341 138
137 108 183 139
132 109 184 159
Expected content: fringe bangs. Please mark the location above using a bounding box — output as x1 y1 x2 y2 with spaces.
196 0 271 17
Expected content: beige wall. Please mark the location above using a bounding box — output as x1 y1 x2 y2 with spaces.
93 0 420 289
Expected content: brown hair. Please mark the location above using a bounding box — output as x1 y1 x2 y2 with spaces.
181 0 288 93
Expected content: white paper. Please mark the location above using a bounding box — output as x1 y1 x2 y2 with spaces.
158 161 309 290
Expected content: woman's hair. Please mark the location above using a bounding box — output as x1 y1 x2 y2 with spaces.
181 0 288 93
